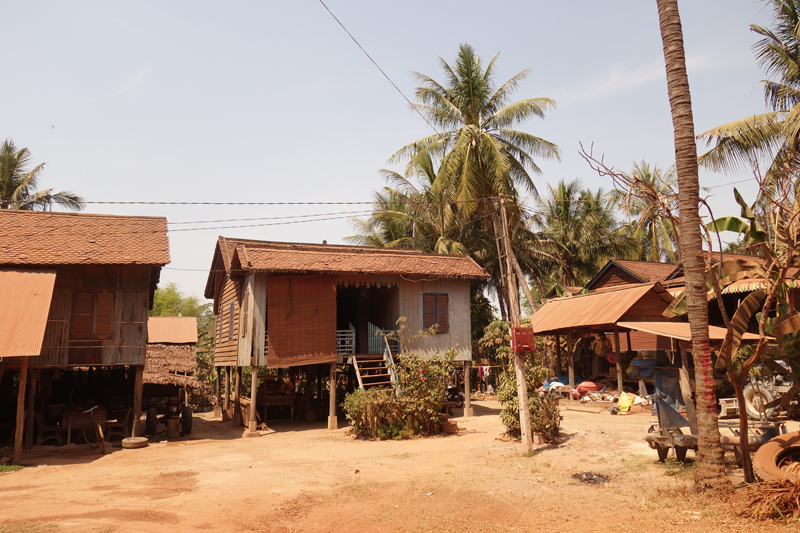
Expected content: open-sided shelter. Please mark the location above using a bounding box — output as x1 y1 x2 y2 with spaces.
205 237 489 433
0 210 169 462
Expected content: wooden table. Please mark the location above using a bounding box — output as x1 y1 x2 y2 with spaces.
259 394 296 422
62 409 106 445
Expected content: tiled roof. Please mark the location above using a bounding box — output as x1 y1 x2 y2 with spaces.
205 237 488 296
0 210 170 265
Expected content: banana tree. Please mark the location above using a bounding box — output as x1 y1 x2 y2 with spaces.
703 187 800 481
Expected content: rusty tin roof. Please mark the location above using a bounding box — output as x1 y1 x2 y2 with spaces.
0 210 170 266
529 282 673 334
0 269 56 357
147 316 198 344
617 321 764 342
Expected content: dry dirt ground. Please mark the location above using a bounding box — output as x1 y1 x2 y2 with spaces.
1 400 797 533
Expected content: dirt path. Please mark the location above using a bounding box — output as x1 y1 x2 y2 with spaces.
0 400 793 532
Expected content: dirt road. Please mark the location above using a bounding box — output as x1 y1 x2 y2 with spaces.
0 400 791 532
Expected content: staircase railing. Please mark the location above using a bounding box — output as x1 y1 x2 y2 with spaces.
336 323 355 356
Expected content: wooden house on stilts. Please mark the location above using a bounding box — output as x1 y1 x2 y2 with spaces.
205 237 489 434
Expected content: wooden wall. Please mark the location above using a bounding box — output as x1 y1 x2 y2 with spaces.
397 277 472 361
590 267 641 291
213 276 242 367
30 265 153 367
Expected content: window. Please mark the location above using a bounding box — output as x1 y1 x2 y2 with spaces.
423 293 448 333
228 301 235 340
71 291 115 340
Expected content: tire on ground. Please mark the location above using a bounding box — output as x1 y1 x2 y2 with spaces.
753 432 800 482
121 436 149 449
181 406 192 435
146 407 159 436
743 383 777 420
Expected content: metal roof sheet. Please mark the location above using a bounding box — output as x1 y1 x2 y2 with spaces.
528 283 669 334
147 316 198 344
617 321 764 342
0 269 56 357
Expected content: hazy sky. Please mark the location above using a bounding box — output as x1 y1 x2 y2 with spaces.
2 1 774 298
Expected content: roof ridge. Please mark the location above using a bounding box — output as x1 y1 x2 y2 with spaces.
0 210 167 221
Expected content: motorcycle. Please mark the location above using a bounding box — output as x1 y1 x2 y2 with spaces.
446 385 465 408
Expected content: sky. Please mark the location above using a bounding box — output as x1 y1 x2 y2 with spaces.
1 1 776 298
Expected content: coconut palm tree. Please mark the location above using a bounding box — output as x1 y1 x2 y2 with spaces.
697 0 800 191
0 139 84 211
656 0 730 491
529 179 636 288
613 160 679 262
390 43 561 218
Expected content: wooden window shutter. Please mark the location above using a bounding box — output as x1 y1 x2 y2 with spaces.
72 292 94 339
94 292 115 339
423 293 436 331
437 294 449 333
228 301 235 340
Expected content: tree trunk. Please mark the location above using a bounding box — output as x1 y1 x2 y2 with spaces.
656 0 730 491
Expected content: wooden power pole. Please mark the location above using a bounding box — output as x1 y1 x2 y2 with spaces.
495 194 533 454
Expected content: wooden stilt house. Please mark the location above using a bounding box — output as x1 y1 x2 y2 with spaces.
204 237 489 432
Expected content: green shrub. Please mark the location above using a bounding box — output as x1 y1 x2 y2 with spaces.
343 352 455 439
497 365 562 444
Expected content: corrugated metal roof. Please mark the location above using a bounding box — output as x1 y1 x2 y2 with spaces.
617 321 764 342
529 283 670 334
147 316 198 344
0 269 56 357
665 278 800 298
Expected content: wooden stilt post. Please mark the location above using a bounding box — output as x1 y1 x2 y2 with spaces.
0 359 6 387
214 366 222 418
328 363 338 430
567 331 575 401
14 359 28 464
613 326 623 393
232 367 242 426
222 366 231 422
463 360 473 417
626 330 632 357
677 341 698 435
131 364 144 437
555 336 562 377
246 366 260 436
316 365 322 400
24 369 38 449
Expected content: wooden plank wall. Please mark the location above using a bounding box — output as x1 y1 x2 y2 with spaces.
214 276 242 367
590 267 641 291
398 278 472 361
32 265 151 367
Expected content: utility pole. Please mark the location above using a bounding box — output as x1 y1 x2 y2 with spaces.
495 194 533 454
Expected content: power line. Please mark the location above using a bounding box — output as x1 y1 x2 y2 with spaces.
169 209 372 225
317 0 439 134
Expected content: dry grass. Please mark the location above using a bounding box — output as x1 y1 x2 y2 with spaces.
741 480 800 523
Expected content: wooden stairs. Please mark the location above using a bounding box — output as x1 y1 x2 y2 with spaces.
351 353 394 389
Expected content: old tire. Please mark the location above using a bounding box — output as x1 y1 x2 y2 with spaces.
743 383 777 421
754 432 800 482
146 408 158 436
121 437 148 449
180 406 192 435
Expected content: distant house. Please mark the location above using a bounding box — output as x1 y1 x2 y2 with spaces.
584 258 677 292
204 237 489 431
144 316 198 391
0 210 169 459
